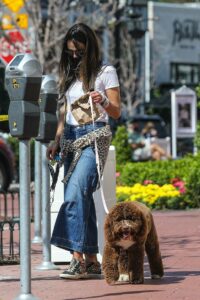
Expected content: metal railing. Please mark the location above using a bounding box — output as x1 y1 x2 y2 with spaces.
0 188 34 264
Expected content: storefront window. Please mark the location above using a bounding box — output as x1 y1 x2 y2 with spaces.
171 63 200 84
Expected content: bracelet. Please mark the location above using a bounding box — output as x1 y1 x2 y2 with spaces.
100 95 110 108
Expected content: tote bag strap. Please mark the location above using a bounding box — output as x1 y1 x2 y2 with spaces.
89 94 109 215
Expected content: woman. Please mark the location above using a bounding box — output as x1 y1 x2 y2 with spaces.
46 23 121 279
128 122 170 161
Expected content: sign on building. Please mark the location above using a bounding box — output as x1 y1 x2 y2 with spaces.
171 85 197 158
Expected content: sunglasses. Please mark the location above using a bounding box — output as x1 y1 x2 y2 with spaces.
65 49 85 57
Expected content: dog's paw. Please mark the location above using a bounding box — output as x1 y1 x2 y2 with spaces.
129 271 144 284
118 274 129 282
129 273 144 284
105 278 116 285
129 279 144 284
151 274 162 279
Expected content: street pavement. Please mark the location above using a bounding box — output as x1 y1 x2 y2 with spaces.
0 209 200 300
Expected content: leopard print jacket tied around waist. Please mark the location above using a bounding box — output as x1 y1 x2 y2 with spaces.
60 124 112 186
49 124 112 193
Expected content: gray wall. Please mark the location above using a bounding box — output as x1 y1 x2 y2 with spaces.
148 2 200 85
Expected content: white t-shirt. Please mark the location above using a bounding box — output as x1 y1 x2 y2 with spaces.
65 65 119 125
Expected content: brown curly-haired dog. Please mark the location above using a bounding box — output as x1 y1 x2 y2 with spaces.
102 201 164 284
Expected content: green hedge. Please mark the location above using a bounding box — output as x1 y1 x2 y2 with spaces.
112 125 132 165
118 156 195 186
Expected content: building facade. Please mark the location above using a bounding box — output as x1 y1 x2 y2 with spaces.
148 1 200 88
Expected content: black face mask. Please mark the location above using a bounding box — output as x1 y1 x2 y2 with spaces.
70 56 81 71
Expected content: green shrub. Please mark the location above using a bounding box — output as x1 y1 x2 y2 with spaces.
194 121 200 152
119 158 191 186
112 125 132 165
185 160 200 208
155 195 187 210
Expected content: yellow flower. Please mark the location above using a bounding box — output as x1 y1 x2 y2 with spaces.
116 183 181 205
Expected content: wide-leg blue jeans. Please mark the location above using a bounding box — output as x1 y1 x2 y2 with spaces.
51 122 106 254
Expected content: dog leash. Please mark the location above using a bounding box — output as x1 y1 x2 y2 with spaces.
89 94 109 215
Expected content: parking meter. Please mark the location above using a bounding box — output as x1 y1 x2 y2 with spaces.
36 75 58 142
5 53 42 139
5 54 43 299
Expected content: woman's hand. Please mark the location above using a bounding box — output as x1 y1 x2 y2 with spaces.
46 141 60 160
89 91 104 104
90 87 121 120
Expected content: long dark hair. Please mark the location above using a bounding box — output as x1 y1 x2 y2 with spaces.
59 23 102 96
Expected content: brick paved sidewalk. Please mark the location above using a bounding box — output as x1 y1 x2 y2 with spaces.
0 209 200 300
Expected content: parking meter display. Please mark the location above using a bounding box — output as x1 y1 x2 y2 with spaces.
10 54 24 66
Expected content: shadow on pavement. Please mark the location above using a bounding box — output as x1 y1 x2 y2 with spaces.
65 289 162 300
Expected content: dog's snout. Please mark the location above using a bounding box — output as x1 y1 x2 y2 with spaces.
123 225 131 231
121 227 130 235
120 227 132 240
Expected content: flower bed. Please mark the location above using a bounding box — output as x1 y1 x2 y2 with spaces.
115 154 200 209
116 182 185 209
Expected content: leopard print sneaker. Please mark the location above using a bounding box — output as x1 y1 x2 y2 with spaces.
60 258 87 279
85 261 103 279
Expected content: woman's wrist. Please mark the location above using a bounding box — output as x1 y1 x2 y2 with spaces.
51 137 60 146
100 94 110 108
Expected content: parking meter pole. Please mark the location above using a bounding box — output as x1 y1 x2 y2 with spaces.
14 141 40 300
36 143 58 270
32 141 42 244
5 53 42 300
